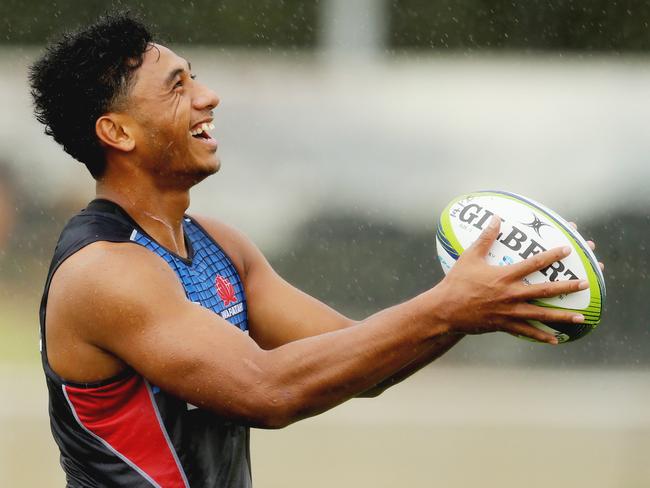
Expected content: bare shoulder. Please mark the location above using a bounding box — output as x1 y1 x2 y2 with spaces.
46 240 187 382
50 239 183 305
48 240 189 329
189 213 268 279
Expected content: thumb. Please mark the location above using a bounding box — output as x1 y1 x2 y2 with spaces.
467 214 501 257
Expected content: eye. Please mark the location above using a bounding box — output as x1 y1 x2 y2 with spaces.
174 74 195 89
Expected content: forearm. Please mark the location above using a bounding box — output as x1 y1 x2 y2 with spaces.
358 333 464 397
250 288 451 427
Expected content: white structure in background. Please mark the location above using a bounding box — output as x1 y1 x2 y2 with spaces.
320 0 388 61
2 45 650 252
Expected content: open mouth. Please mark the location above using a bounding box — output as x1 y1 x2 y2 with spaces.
190 122 215 140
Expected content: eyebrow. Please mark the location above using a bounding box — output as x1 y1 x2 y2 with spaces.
164 60 192 86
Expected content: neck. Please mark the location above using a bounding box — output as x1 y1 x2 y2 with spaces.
96 177 192 258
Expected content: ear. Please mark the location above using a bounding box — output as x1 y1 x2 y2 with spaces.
95 114 136 153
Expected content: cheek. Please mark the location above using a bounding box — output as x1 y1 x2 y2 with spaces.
171 95 192 128
173 110 193 147
138 99 192 153
154 119 189 151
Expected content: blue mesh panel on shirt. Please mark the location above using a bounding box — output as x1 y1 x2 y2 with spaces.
130 218 248 332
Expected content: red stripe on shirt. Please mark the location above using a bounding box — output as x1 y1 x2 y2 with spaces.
65 375 187 487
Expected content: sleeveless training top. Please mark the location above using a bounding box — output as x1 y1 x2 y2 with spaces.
39 199 252 487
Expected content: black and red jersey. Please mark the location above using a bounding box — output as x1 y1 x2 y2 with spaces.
39 199 252 487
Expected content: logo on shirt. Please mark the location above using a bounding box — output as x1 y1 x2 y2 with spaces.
215 275 238 306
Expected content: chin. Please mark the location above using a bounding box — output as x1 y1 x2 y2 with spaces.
210 155 221 173
202 155 221 176
185 156 221 185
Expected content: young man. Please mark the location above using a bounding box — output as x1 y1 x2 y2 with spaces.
30 13 593 488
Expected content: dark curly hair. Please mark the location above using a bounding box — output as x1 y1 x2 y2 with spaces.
29 13 153 179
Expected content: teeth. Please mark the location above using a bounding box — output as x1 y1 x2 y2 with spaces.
190 122 215 136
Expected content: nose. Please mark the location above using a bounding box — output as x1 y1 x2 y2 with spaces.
193 80 220 112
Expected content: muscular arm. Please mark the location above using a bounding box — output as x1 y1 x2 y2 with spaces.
48 242 457 428
193 215 464 396
47 217 587 428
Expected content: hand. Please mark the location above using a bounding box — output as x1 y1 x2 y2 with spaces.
435 216 588 345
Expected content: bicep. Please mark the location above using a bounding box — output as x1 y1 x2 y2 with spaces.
112 300 267 416
245 251 355 349
58 243 276 422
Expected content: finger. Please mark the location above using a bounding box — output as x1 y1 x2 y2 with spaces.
500 320 558 345
507 246 572 279
516 278 589 301
599 261 605 271
587 240 595 251
568 221 577 230
466 215 501 258
508 303 585 325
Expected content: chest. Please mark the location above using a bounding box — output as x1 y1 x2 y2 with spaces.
130 221 249 332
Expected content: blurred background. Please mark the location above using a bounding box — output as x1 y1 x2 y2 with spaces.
1 0 649 486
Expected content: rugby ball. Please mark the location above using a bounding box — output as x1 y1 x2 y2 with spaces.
436 190 605 343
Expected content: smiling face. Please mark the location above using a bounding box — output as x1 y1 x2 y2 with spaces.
121 43 221 187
